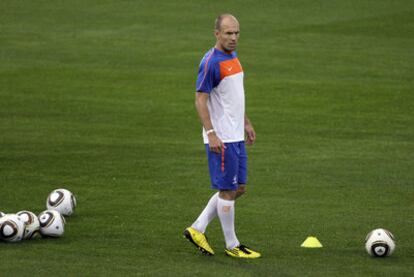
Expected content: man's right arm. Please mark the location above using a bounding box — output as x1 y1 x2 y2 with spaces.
195 92 225 153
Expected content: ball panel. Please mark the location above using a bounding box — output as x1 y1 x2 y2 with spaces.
371 242 389 257
48 191 65 207
39 211 55 228
1 222 18 238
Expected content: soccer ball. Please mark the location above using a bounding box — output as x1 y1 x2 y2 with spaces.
46 188 77 216
365 228 396 257
0 214 26 242
16 211 40 239
38 210 66 237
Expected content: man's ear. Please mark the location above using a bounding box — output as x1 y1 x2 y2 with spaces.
214 30 220 39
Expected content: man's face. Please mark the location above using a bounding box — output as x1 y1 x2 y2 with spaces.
215 18 240 53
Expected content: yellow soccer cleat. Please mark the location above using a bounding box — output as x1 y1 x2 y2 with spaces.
225 244 261 258
183 227 215 256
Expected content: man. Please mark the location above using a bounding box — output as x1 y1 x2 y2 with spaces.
183 14 261 259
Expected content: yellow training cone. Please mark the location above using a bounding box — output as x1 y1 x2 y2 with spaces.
301 236 323 248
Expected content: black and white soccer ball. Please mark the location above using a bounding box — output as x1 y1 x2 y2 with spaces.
16 211 40 239
46 188 77 216
365 228 396 257
38 210 66 237
0 214 26 242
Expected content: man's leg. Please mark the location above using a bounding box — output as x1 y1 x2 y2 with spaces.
218 188 261 258
184 193 218 256
184 186 240 256
191 192 219 233
217 190 239 250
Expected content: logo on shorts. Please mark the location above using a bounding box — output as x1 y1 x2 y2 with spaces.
232 175 238 185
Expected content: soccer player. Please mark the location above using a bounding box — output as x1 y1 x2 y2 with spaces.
184 14 261 259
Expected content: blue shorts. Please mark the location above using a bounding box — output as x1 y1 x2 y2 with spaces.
205 141 247 191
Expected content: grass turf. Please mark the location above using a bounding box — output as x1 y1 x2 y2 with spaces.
1 0 413 275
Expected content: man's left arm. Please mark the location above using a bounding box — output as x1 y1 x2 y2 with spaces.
245 115 256 145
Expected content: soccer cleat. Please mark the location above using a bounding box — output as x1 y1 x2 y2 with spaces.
225 244 261 258
183 227 215 256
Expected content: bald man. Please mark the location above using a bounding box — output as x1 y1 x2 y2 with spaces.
183 14 261 259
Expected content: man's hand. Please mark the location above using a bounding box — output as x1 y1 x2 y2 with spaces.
245 120 256 145
208 132 226 153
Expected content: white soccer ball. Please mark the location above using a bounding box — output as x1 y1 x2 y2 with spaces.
365 228 396 257
38 210 66 237
0 214 26 242
46 188 77 216
16 211 40 239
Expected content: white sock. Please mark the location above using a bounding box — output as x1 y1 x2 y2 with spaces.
217 197 240 250
191 192 219 233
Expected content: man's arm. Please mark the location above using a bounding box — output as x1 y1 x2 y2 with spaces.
195 92 225 153
245 114 256 145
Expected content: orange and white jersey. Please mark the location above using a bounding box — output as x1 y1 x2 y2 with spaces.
196 48 245 144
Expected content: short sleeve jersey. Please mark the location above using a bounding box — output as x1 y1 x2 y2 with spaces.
196 48 245 144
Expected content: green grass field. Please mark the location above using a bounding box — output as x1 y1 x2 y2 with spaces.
1 0 413 275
